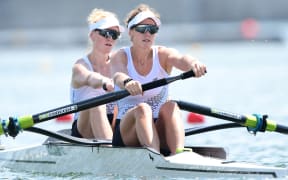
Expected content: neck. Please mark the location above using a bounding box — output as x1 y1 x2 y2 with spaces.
88 51 110 66
131 46 152 65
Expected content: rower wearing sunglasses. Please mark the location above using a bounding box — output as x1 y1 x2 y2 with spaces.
111 4 207 155
70 8 124 140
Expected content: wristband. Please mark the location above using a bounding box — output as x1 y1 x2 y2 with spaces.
123 78 133 87
102 83 108 91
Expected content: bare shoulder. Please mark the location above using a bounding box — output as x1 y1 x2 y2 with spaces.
74 58 87 66
158 45 181 64
158 46 180 58
110 48 128 65
72 58 89 73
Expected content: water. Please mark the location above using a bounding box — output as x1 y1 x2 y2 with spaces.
1 42 288 179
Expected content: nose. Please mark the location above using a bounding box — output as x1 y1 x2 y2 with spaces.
105 32 114 40
144 28 151 34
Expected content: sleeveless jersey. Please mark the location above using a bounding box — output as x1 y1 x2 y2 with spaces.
70 56 115 120
116 46 169 119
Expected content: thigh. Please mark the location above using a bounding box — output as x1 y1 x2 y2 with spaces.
119 108 141 146
77 110 94 138
155 101 181 147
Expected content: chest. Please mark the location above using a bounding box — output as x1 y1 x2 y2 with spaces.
91 63 111 78
132 60 153 76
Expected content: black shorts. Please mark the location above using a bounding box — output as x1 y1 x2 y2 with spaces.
112 118 159 147
71 114 114 138
112 119 125 147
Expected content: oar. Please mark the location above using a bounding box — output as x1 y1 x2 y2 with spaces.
185 123 242 136
0 70 195 137
26 127 112 145
176 100 288 135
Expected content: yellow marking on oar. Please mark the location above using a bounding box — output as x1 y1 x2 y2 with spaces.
245 115 258 128
18 115 34 129
245 115 277 132
266 119 277 131
0 121 6 135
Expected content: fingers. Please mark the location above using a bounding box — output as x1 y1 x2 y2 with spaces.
102 78 114 92
125 80 142 96
191 61 207 77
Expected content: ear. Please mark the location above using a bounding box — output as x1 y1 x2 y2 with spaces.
89 31 94 39
128 29 133 36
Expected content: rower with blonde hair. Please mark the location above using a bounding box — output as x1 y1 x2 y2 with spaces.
70 8 124 139
111 4 206 155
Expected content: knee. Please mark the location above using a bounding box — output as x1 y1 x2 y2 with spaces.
92 104 106 113
160 101 179 112
159 101 181 119
136 103 152 115
133 103 153 120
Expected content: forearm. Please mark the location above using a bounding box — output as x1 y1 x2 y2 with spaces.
86 72 105 88
113 72 132 89
179 55 199 71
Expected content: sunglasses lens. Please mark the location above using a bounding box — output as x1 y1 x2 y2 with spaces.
97 29 120 40
107 30 119 40
135 26 146 33
134 25 158 34
149 26 158 34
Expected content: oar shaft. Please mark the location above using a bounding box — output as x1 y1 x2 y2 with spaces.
176 101 247 124
33 71 193 123
275 124 288 134
32 90 129 123
176 100 288 135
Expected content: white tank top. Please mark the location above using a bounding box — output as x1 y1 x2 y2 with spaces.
116 46 169 119
70 56 115 120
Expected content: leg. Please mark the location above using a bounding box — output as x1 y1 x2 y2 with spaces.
89 105 113 139
120 103 160 152
77 104 113 140
156 100 184 154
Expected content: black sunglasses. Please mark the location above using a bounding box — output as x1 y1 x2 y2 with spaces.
95 29 120 40
133 24 159 35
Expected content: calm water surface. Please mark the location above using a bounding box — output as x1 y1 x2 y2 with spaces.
1 42 288 179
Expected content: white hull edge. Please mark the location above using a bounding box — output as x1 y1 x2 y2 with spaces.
0 142 287 178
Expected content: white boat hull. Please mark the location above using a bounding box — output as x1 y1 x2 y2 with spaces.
0 141 287 178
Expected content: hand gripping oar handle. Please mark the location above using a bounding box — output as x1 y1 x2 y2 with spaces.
0 70 195 137
176 100 288 135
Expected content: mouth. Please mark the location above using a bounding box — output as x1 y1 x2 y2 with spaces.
142 39 151 42
105 43 112 47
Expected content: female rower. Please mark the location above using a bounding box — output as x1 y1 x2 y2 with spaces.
70 8 124 139
111 4 206 155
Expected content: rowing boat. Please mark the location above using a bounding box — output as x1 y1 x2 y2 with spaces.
1 72 288 178
0 131 287 179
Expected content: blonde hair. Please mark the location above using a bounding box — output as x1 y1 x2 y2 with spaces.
125 4 160 27
86 8 121 50
87 8 118 25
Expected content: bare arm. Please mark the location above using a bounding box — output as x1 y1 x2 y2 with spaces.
110 50 142 95
110 50 130 89
158 46 207 77
71 59 114 91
